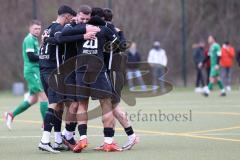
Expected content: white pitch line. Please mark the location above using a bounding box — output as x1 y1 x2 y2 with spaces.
195 133 240 136
1 133 240 140
0 133 240 139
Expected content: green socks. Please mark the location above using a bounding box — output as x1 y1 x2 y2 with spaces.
12 101 31 117
207 81 225 93
217 80 224 90
12 101 48 120
40 102 48 120
208 83 214 90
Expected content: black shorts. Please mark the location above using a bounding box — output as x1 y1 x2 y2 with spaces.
76 72 113 100
40 73 65 104
63 71 77 102
108 71 125 104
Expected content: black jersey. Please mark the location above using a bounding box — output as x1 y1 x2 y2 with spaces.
42 23 86 74
61 23 78 61
47 22 118 73
103 22 127 70
77 26 118 72
39 22 64 73
106 22 118 35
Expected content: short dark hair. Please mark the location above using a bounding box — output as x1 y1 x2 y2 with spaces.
58 5 76 16
103 8 113 21
78 5 92 15
29 20 41 26
91 7 104 18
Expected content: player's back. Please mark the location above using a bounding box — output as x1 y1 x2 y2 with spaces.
76 26 117 73
103 23 127 71
97 26 117 56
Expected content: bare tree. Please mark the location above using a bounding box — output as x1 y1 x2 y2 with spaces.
0 0 240 89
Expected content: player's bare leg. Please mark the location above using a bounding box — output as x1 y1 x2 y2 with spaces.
100 98 122 152
73 99 89 153
113 104 139 150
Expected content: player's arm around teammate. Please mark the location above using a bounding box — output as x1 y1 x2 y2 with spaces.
43 6 100 152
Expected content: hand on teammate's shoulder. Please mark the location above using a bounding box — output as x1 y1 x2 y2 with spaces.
84 32 97 40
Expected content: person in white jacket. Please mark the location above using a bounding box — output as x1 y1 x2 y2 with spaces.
147 41 168 91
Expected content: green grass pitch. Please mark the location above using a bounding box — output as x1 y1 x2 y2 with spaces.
0 88 240 160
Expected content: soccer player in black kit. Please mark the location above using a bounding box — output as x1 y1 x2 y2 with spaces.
38 4 97 153
38 4 100 153
49 7 123 152
93 8 139 151
58 7 139 152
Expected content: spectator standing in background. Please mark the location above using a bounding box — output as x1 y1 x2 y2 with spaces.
220 42 235 91
147 41 167 91
127 42 147 91
192 41 206 93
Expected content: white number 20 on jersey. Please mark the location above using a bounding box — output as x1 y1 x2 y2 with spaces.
83 39 98 49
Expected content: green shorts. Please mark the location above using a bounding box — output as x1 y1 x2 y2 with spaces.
210 68 220 77
24 72 43 95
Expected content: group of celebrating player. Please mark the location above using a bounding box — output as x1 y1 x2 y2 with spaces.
4 4 139 154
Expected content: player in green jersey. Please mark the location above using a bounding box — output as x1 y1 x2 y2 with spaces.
202 35 226 97
4 20 48 130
